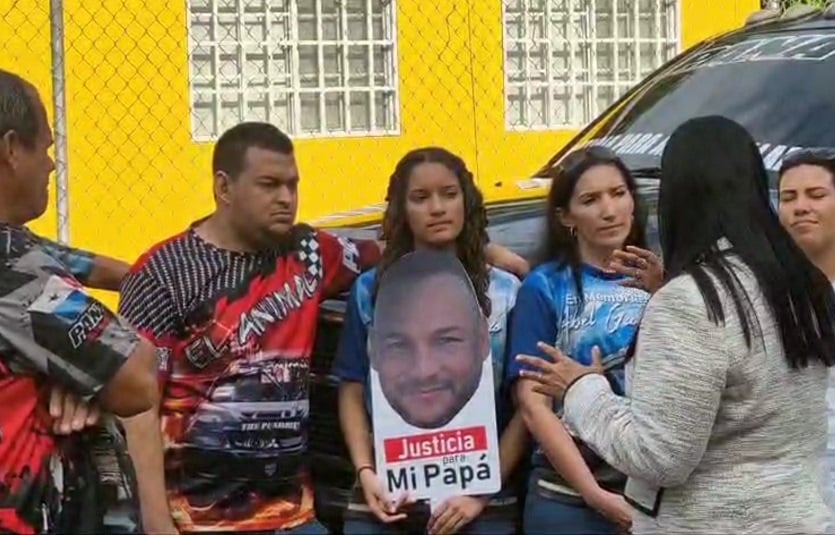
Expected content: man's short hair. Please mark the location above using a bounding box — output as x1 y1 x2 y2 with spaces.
0 69 39 149
212 122 294 179
375 250 481 324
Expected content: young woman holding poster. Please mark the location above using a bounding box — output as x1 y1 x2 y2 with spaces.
333 147 528 535
505 146 662 535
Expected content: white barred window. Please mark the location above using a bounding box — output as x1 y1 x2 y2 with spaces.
188 0 399 141
503 0 680 130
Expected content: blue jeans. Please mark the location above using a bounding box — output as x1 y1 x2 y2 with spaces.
282 520 330 534
523 481 618 535
344 511 516 534
101 503 140 534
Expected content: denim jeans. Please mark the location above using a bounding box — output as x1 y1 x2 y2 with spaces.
101 503 140 534
281 519 330 534
344 509 516 535
523 480 618 535
185 520 330 535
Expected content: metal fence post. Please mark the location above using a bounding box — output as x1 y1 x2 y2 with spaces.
49 0 70 244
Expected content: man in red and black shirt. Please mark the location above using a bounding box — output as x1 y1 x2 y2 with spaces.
118 123 383 534
119 122 529 535
0 70 159 534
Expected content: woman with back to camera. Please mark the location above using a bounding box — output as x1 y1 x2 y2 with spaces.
505 146 663 535
519 116 835 534
332 147 529 535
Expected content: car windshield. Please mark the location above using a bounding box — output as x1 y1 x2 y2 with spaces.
555 25 835 190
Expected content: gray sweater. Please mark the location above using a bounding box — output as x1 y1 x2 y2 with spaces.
563 259 832 534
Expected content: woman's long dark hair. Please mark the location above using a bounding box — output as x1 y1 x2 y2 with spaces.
374 147 491 316
658 115 835 368
538 146 648 298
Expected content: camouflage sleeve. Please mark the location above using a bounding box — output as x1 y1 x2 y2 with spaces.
35 234 96 285
0 245 139 400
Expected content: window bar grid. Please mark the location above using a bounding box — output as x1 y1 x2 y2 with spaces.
339 0 352 131
655 0 663 67
316 0 326 134
265 0 276 126
186 7 199 137
367 0 377 130
212 0 222 137
589 0 598 121
289 0 302 134
633 0 640 87
522 2 531 126
613 0 620 97
237 0 247 121
670 0 681 55
567 0 577 127
544 0 553 126
388 0 401 131
501 0 680 130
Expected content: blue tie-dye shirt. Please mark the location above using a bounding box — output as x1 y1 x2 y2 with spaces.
333 265 522 501
505 261 649 494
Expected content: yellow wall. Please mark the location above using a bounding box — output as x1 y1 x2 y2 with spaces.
2 0 759 308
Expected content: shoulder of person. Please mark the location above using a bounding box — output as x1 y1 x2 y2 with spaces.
129 228 195 275
351 268 377 323
647 272 708 319
355 268 377 292
488 265 522 290
521 261 573 294
0 224 38 262
487 266 522 315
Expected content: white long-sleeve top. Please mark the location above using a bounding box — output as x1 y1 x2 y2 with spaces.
563 257 832 534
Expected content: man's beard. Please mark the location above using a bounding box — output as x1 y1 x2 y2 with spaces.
384 367 482 429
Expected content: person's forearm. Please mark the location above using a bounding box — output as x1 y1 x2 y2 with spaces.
339 383 375 469
88 255 130 291
497 412 529 484
121 407 175 531
520 394 602 500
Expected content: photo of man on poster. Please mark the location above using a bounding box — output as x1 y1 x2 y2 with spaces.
369 250 491 430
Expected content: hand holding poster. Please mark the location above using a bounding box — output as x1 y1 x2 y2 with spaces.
368 250 501 502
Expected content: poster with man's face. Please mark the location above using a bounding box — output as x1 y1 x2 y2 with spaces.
369 250 501 502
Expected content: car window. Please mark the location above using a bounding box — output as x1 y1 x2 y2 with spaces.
559 28 835 190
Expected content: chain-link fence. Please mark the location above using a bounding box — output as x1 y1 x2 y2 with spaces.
2 0 756 284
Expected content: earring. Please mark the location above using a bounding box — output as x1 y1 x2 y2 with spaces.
569 226 577 237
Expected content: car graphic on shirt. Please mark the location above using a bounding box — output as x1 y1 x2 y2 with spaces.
180 358 310 481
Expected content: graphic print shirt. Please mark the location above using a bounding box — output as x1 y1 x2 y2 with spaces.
505 261 649 497
117 223 380 533
332 266 522 504
0 224 138 534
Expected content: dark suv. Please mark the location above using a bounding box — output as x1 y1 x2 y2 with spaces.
308 5 835 532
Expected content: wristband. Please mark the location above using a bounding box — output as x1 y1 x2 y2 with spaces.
356 465 374 479
559 371 599 406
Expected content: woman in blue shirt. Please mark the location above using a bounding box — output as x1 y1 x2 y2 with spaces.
506 146 660 535
333 147 528 535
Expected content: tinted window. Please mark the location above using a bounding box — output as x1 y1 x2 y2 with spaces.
562 27 835 189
